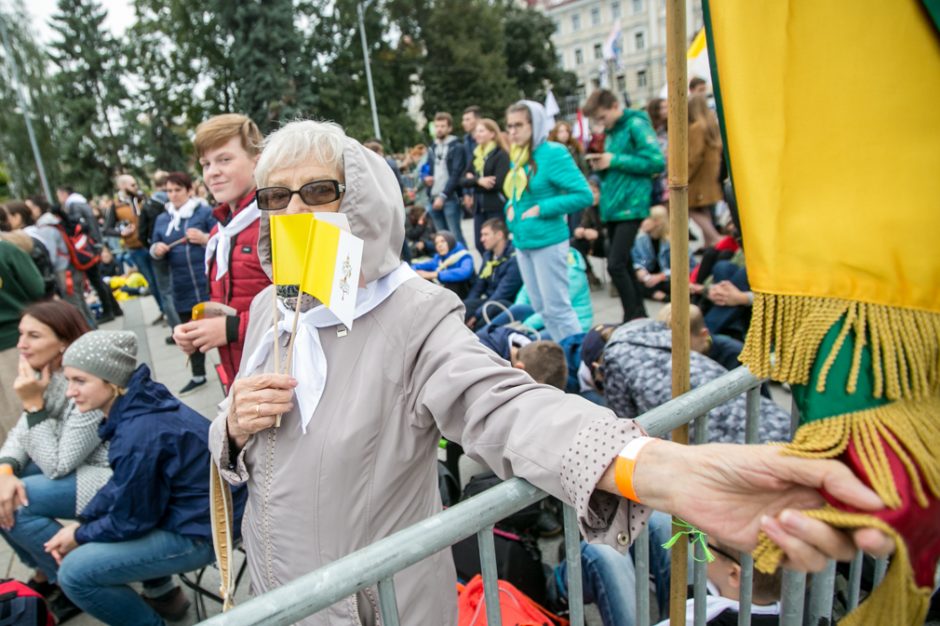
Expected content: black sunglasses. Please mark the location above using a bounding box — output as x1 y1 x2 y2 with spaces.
256 180 346 211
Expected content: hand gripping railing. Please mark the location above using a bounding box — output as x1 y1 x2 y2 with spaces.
199 366 886 625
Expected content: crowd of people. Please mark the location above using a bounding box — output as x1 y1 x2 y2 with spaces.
0 81 901 626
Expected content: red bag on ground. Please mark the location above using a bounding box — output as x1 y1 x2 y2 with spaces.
456 574 568 626
0 579 55 626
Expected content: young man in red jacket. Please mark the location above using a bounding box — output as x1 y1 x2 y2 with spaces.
173 114 271 390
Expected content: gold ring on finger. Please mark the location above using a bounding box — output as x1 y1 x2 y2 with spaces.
256 403 262 417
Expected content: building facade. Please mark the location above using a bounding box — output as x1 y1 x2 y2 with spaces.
535 0 703 112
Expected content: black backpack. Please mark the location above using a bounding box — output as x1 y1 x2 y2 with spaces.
461 471 542 534
27 238 56 298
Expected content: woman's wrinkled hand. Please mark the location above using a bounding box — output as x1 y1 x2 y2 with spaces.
227 374 298 448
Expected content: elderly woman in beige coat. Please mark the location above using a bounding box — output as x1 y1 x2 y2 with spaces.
209 121 892 625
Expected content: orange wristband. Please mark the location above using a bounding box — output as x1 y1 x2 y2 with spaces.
614 437 654 503
0 465 14 476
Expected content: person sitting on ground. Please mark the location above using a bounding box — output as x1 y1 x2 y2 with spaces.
558 323 618 406
404 205 435 260
632 205 696 302
463 219 522 330
570 178 606 290
97 246 122 281
655 538 782 626
702 255 752 342
32 330 246 625
477 247 593 341
412 231 475 298
0 302 112 619
150 171 218 396
602 304 791 443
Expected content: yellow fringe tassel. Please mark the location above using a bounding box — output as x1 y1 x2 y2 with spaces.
739 294 940 401
753 509 931 626
779 398 940 510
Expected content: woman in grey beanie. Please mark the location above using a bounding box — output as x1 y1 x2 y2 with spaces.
12 329 247 625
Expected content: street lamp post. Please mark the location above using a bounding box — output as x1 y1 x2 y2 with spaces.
357 1 381 141
0 16 53 201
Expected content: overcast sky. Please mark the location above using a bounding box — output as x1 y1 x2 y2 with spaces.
25 0 135 43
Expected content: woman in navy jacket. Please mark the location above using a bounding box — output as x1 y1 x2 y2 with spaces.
150 171 217 396
39 330 245 626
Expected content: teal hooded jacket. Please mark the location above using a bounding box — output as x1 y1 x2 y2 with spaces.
505 101 593 250
598 109 665 223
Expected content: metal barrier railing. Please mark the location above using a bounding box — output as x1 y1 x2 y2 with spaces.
199 366 886 625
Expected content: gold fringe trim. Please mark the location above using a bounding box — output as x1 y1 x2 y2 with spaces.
779 398 940 509
739 294 940 401
753 508 931 626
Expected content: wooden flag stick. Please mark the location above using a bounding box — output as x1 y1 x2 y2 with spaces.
666 0 690 623
272 286 284 427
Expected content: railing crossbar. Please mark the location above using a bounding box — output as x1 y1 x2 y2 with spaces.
200 367 764 625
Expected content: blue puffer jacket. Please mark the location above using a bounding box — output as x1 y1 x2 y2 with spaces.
411 243 475 284
75 365 246 544
150 202 217 314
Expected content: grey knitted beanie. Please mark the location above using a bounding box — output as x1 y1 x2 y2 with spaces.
62 330 138 387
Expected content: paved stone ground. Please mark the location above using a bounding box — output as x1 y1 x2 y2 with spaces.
6 218 772 625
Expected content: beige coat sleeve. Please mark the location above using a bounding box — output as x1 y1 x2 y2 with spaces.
405 286 651 549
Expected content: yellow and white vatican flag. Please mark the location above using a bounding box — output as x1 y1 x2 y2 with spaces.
299 213 363 329
269 212 364 329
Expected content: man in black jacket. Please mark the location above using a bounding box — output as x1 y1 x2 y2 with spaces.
463 219 522 330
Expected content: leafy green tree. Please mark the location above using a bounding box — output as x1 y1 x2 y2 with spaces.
420 0 519 123
0 1 61 198
307 0 423 151
49 0 131 194
503 4 578 101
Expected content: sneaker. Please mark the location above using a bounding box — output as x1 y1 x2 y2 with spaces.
165 335 177 345
142 586 191 621
536 510 563 538
151 313 165 326
179 378 207 396
48 589 82 623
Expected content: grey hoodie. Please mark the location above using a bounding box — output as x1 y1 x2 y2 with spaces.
210 133 647 625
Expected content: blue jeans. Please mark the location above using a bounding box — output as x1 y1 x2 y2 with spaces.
127 247 165 313
429 197 466 247
516 241 582 341
554 512 673 626
57 530 214 626
0 463 76 578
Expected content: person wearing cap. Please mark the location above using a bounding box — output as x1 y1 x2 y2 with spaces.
18 330 247 625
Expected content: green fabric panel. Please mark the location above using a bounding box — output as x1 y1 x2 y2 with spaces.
793 316 889 424
922 0 940 36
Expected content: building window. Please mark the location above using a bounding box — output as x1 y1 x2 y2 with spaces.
571 13 581 31
637 69 648 87
594 43 603 59
575 48 584 65
611 1 621 18
577 84 587 99
553 18 561 34
591 6 600 25
635 31 646 51
556 52 565 68
617 74 626 92
632 0 643 14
